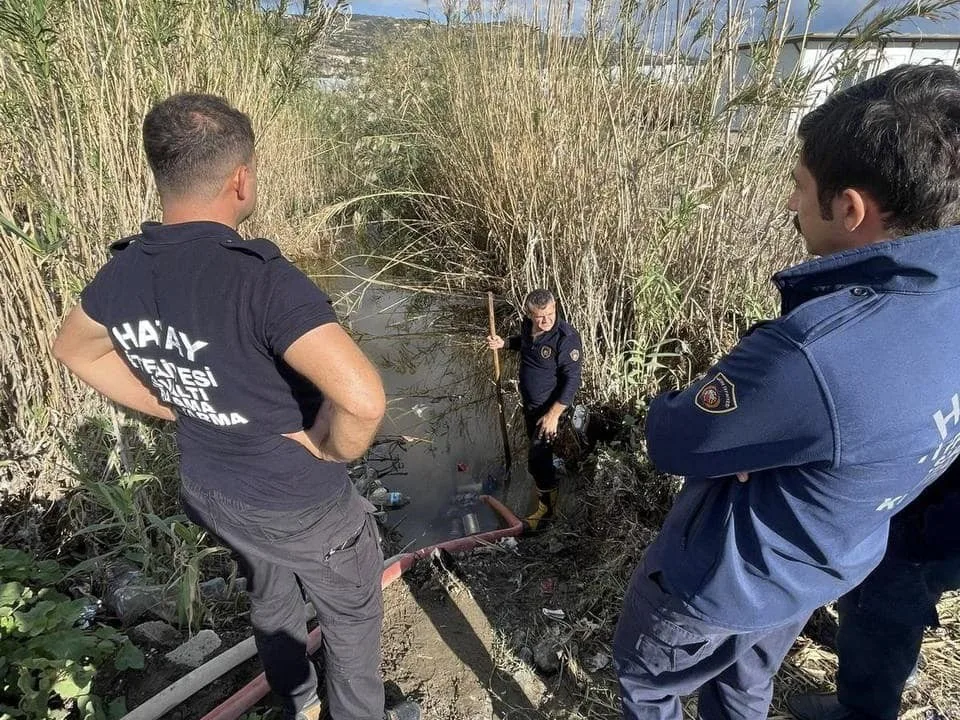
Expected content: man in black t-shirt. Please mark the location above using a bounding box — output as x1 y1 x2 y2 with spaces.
54 94 417 720
487 289 582 530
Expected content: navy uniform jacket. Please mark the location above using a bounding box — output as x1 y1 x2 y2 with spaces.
507 318 582 411
643 227 960 630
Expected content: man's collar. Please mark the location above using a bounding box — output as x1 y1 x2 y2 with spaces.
140 220 242 245
774 226 960 313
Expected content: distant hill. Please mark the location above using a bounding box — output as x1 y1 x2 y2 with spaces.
311 12 430 79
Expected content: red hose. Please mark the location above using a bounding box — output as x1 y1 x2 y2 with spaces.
199 495 523 720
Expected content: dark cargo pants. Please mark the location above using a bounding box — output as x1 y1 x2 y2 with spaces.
524 405 557 491
180 479 384 719
614 566 808 720
834 545 960 720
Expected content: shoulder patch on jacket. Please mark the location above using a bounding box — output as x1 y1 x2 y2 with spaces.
109 236 139 255
695 372 738 414
218 238 282 261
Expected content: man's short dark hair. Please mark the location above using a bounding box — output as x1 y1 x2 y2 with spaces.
524 289 555 312
143 93 254 199
798 63 960 237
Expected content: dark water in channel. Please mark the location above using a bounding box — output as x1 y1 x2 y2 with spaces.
307 260 525 551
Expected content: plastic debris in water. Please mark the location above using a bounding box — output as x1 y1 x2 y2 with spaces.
462 512 480 535
367 487 410 509
411 403 430 418
572 404 589 432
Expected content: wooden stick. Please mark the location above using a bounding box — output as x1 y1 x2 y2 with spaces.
487 292 512 477
487 292 501 381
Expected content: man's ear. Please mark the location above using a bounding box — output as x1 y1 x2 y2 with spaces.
836 187 869 233
236 164 253 202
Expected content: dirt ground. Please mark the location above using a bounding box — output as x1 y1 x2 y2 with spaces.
117 516 960 720
106 467 960 720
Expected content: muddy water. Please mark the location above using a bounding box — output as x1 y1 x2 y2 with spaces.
311 262 525 551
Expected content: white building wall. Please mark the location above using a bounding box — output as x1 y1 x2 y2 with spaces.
790 38 960 127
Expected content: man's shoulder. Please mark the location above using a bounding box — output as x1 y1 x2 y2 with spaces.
218 237 283 263
108 233 142 255
774 286 882 347
556 319 581 342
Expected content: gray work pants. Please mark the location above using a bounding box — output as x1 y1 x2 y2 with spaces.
180 479 384 719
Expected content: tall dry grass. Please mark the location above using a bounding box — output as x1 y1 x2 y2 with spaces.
0 0 348 498
346 0 959 408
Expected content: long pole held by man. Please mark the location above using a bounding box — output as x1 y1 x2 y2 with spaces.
487 291 513 486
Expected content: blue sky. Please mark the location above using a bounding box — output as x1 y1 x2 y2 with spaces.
345 1 960 35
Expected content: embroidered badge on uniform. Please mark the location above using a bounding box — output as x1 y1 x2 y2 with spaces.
541 346 553 359
694 372 737 414
570 349 580 362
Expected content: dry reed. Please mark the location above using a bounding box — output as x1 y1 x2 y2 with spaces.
344 0 960 406
0 0 347 497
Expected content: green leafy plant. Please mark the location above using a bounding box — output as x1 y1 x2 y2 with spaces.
0 548 143 720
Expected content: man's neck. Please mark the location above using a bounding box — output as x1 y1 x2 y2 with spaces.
161 201 238 229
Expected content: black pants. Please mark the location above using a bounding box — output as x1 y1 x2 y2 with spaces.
524 406 557 491
180 479 384 719
614 566 808 720
835 546 960 720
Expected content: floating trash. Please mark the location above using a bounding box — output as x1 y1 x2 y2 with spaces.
462 512 480 535
367 487 410 509
572 404 589 433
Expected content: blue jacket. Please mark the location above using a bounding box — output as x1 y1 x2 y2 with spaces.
643 227 960 630
507 318 582 410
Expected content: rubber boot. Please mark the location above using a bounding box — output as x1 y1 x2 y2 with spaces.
523 488 558 533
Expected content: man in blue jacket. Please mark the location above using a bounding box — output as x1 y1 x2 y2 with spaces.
487 289 582 529
613 63 960 720
787 460 960 720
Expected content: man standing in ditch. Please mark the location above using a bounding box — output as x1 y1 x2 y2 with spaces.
613 64 960 720
487 289 582 530
53 94 417 720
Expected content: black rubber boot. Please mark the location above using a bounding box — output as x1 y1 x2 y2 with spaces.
785 693 857 720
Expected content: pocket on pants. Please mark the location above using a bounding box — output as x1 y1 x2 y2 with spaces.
325 514 382 588
621 587 716 677
633 625 711 677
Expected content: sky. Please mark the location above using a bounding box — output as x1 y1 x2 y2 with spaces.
344 0 960 35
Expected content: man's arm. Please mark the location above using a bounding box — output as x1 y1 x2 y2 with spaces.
487 334 520 351
646 326 835 478
52 306 176 421
282 323 386 463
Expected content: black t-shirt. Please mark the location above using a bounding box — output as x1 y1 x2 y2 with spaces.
81 221 348 509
